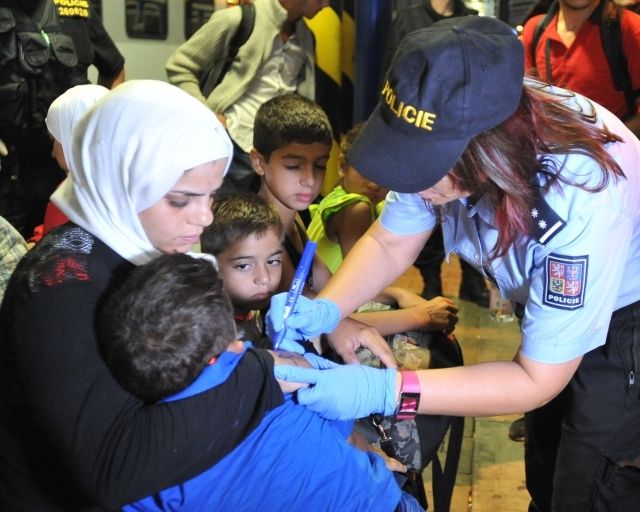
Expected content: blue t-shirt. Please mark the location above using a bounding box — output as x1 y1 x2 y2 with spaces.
380 85 640 364
125 344 401 511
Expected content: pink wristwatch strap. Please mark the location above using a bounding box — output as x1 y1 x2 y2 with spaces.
396 371 420 420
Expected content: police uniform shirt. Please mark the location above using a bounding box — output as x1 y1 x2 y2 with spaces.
379 87 640 364
54 0 124 80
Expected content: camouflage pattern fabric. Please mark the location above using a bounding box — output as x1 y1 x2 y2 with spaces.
356 301 436 471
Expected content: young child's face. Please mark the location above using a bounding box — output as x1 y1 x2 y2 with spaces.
342 163 387 205
254 142 330 212
51 139 69 173
216 227 284 311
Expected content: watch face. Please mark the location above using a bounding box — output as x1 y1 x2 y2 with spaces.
396 392 420 420
396 371 420 420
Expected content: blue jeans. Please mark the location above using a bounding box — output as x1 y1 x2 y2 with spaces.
396 491 424 512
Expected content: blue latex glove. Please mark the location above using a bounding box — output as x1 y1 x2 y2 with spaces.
266 318 305 355
302 352 339 370
267 295 340 351
274 361 398 421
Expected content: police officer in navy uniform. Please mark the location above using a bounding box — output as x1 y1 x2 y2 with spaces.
0 0 124 238
270 16 640 512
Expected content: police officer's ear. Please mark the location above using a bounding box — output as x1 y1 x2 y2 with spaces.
250 148 266 176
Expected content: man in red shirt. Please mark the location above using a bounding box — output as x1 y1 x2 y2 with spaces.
521 0 640 137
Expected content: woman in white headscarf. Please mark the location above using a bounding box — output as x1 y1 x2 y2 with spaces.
29 84 110 243
46 84 110 174
0 80 284 510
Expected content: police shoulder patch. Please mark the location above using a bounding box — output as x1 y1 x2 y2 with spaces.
543 253 588 310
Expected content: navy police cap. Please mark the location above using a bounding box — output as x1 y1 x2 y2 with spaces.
348 16 524 193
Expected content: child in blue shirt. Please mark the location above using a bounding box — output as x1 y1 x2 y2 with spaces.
97 252 421 511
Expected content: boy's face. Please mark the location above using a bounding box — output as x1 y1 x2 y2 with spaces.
342 163 388 205
252 142 330 212
216 227 284 312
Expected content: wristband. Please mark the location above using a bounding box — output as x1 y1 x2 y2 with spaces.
395 371 420 420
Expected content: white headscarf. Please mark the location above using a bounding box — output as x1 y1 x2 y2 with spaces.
45 84 109 161
52 80 233 265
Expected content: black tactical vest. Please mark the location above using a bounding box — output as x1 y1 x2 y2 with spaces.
0 1 79 130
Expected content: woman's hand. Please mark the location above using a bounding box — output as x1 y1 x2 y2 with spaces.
266 295 341 353
274 358 399 421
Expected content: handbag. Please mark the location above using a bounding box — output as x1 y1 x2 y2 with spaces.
357 330 464 511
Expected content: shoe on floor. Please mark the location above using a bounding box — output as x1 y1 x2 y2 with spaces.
508 416 526 442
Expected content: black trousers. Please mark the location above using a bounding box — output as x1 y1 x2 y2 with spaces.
218 139 260 194
0 128 65 239
525 300 640 511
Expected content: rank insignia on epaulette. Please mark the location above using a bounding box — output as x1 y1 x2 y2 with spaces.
530 190 566 245
543 253 588 310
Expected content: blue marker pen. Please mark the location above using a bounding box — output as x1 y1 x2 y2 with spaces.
273 240 317 350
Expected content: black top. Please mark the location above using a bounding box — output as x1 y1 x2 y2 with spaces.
0 224 283 511
0 0 124 133
56 0 124 79
283 218 314 289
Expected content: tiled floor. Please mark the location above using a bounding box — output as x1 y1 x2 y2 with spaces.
393 256 530 511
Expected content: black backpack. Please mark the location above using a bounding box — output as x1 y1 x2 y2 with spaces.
528 0 637 119
361 331 464 511
198 3 255 97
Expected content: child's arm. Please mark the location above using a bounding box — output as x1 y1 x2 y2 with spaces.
347 430 407 473
307 246 458 335
373 286 426 308
309 255 458 335
269 350 312 393
308 253 333 293
350 294 458 335
329 201 376 258
279 215 332 296
329 203 459 334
